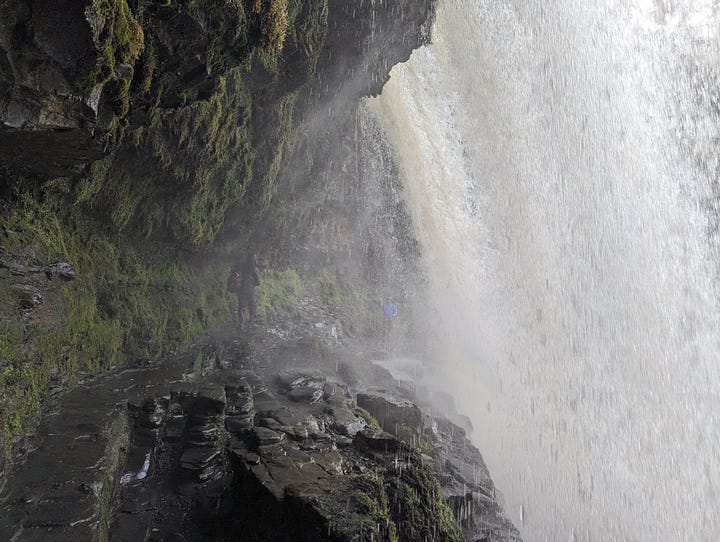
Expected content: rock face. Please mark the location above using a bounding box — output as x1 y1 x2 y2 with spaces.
356 389 522 542
111 344 465 542
0 320 521 541
318 0 435 100
357 391 424 445
0 0 107 177
0 0 435 481
0 0 519 539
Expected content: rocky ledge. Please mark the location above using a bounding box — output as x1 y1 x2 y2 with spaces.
1 319 520 542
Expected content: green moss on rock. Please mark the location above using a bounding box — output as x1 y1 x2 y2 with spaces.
256 268 303 322
327 472 399 542
95 411 131 542
0 187 230 460
353 406 381 430
319 457 463 542
390 463 464 542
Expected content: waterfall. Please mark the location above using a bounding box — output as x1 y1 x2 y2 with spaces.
369 1 720 540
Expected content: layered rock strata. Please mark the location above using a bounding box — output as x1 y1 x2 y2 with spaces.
0 325 521 541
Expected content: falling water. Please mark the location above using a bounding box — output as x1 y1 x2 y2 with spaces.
370 1 720 540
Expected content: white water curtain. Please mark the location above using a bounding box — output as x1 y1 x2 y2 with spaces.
371 1 720 540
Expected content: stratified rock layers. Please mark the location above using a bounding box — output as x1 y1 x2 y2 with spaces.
0 317 521 541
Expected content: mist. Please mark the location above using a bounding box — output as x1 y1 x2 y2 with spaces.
369 1 720 540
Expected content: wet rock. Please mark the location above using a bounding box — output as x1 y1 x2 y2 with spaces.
251 389 281 417
128 397 166 429
230 444 261 466
1 300 519 542
195 383 226 414
292 424 309 440
49 262 75 281
112 511 152 542
353 428 402 454
225 416 253 434
288 386 324 403
225 384 254 416
187 420 222 444
263 453 328 489
334 435 353 448
224 383 255 434
24 495 95 528
277 369 327 391
180 447 222 471
357 391 424 443
327 405 367 437
432 416 521 541
249 427 285 449
0 260 75 281
258 418 297 439
163 416 186 442
119 483 158 514
304 416 321 435
312 449 343 475
14 524 97 542
323 379 351 399
453 413 474 436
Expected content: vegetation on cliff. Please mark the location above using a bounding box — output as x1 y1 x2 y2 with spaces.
0 0 330 463
0 183 231 456
0 0 435 501
319 453 464 542
0 0 518 538
79 0 328 246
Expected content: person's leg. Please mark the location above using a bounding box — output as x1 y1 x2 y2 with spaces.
248 288 257 322
237 294 244 327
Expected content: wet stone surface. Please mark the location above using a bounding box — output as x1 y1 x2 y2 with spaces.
1 325 521 542
0 350 198 541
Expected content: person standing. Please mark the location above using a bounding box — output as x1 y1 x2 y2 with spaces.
230 253 260 329
381 297 398 332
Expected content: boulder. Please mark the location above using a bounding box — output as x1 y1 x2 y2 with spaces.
248 427 285 450
288 386 323 403
195 384 226 414
327 406 366 437
353 428 402 454
277 369 327 391
356 392 424 444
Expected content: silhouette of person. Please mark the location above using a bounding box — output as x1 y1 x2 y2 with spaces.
381 297 398 332
234 252 260 329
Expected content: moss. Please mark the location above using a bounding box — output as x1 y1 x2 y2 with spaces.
308 269 384 337
0 356 51 458
95 412 130 542
0 187 231 458
291 0 327 62
328 472 399 542
312 269 346 308
255 268 303 322
86 68 258 247
0 0 333 464
137 37 157 96
247 87 300 211
63 0 330 249
353 406 381 430
86 0 145 126
321 457 463 542
86 0 145 82
74 158 113 205
259 0 289 56
389 463 464 542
